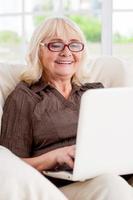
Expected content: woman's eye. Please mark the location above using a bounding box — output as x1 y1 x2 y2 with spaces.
51 43 62 48
71 43 80 48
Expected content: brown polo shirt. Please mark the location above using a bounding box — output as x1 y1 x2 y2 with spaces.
0 78 103 158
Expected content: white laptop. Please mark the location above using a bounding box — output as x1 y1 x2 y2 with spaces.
43 87 133 181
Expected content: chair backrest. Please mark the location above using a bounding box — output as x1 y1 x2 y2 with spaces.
0 92 3 130
0 63 27 103
87 56 126 87
0 63 27 131
0 56 128 132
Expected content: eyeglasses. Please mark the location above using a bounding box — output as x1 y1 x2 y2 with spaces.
40 41 84 52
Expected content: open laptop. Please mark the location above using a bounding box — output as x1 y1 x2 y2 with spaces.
43 87 133 181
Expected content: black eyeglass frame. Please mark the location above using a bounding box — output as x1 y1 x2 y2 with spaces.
40 41 84 52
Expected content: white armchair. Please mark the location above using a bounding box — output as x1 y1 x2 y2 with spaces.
0 56 132 200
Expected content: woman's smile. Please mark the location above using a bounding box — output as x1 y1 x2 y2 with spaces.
55 60 74 65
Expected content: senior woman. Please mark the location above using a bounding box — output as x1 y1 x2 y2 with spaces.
0 16 133 200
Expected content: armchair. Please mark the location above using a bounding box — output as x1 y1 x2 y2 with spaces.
0 56 132 200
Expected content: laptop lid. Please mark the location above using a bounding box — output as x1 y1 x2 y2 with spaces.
73 87 133 181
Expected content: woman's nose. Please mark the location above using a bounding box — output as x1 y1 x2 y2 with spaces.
59 46 72 57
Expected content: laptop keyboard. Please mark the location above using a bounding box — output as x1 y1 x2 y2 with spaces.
54 163 73 173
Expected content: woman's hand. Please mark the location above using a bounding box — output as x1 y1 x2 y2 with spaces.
22 145 75 172
47 145 75 169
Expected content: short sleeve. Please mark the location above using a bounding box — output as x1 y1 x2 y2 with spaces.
0 86 36 157
81 82 104 91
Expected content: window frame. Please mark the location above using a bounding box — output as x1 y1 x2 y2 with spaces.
0 0 132 61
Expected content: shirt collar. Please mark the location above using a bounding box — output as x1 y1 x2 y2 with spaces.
31 77 82 94
30 78 51 93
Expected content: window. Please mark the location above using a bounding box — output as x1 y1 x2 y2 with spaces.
0 0 102 63
113 0 133 61
0 0 132 63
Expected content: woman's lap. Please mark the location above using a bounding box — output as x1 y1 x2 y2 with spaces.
60 174 133 200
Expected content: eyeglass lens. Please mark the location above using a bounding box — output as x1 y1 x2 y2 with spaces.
48 42 84 52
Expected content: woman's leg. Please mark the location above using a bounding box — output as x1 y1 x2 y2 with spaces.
0 146 67 200
60 174 133 200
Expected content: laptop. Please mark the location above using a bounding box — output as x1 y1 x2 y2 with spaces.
43 87 133 181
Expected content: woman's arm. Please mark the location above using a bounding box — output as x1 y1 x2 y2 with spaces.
0 86 34 157
0 85 75 172
22 145 75 171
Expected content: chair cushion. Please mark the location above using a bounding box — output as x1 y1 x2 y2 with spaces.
0 91 3 130
0 63 26 102
87 56 126 87
0 63 26 133
0 146 67 200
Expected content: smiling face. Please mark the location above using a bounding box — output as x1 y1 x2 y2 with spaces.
39 21 84 83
